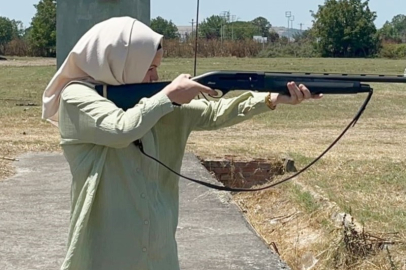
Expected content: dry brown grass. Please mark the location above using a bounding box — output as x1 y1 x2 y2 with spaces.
0 62 61 184
1 57 406 270
187 114 406 269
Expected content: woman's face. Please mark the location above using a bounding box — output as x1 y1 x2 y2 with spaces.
142 48 163 83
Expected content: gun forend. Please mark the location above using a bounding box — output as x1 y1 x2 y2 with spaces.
264 75 372 95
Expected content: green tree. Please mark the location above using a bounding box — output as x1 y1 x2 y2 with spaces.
268 30 280 43
226 21 258 40
251 17 272 38
150 16 179 40
0 17 14 54
390 14 406 42
11 20 25 38
22 26 32 40
391 14 406 35
199 15 227 39
293 29 314 42
378 21 401 43
311 0 379 57
29 0 56 57
378 14 406 43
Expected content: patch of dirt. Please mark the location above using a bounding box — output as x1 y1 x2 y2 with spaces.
0 122 61 182
0 58 56 66
0 159 16 180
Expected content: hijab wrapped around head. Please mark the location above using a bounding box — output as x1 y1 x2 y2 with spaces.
42 16 163 125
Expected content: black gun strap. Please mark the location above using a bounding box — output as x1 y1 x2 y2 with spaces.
134 90 374 192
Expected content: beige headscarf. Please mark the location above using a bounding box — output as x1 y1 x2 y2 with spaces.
42 16 163 125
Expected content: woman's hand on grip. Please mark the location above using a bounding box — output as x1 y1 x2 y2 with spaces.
162 74 217 104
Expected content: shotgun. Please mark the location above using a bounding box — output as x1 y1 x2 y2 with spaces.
94 70 406 110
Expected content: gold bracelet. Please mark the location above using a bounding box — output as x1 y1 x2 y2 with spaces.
265 93 277 110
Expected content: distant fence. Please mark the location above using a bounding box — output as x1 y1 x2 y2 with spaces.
3 38 406 59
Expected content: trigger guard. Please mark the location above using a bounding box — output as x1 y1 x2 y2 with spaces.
210 89 224 98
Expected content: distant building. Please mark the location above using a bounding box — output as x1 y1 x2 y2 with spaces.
253 36 267 43
269 26 304 41
176 26 193 41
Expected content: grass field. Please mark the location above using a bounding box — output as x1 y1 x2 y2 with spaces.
1 57 406 270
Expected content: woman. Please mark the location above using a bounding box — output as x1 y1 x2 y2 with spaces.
42 17 321 270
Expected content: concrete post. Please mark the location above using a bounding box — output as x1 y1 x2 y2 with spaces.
56 0 150 68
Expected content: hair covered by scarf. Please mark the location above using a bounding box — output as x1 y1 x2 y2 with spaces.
42 16 163 125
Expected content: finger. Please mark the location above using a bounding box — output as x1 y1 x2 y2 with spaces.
195 83 218 96
312 93 323 99
184 74 192 79
292 82 304 101
287 82 297 101
299 84 312 99
288 82 302 102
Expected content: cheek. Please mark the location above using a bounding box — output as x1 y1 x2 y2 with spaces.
151 69 158 80
142 70 152 83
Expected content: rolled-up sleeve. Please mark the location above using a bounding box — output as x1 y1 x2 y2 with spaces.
59 83 174 148
184 91 272 131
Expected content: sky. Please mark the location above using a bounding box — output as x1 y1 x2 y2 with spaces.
0 0 404 30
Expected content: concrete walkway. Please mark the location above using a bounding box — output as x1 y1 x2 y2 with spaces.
0 152 290 270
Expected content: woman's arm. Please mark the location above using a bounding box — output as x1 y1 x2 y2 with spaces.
183 91 273 131
182 81 322 132
59 83 174 148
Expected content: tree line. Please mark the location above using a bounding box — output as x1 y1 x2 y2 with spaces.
0 0 405 58
152 0 406 58
0 0 55 57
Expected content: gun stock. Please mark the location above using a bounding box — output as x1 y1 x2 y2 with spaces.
94 70 406 111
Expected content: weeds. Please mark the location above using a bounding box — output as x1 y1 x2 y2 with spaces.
332 214 403 269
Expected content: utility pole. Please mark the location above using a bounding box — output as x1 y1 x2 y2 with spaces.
289 15 295 41
220 11 230 42
189 19 194 41
299 23 304 31
285 11 292 42
231 14 236 40
285 11 291 30
290 16 295 30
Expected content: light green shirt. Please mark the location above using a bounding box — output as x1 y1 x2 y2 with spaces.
58 82 272 270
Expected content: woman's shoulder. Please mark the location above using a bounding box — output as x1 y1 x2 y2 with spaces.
62 81 97 99
65 80 96 91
